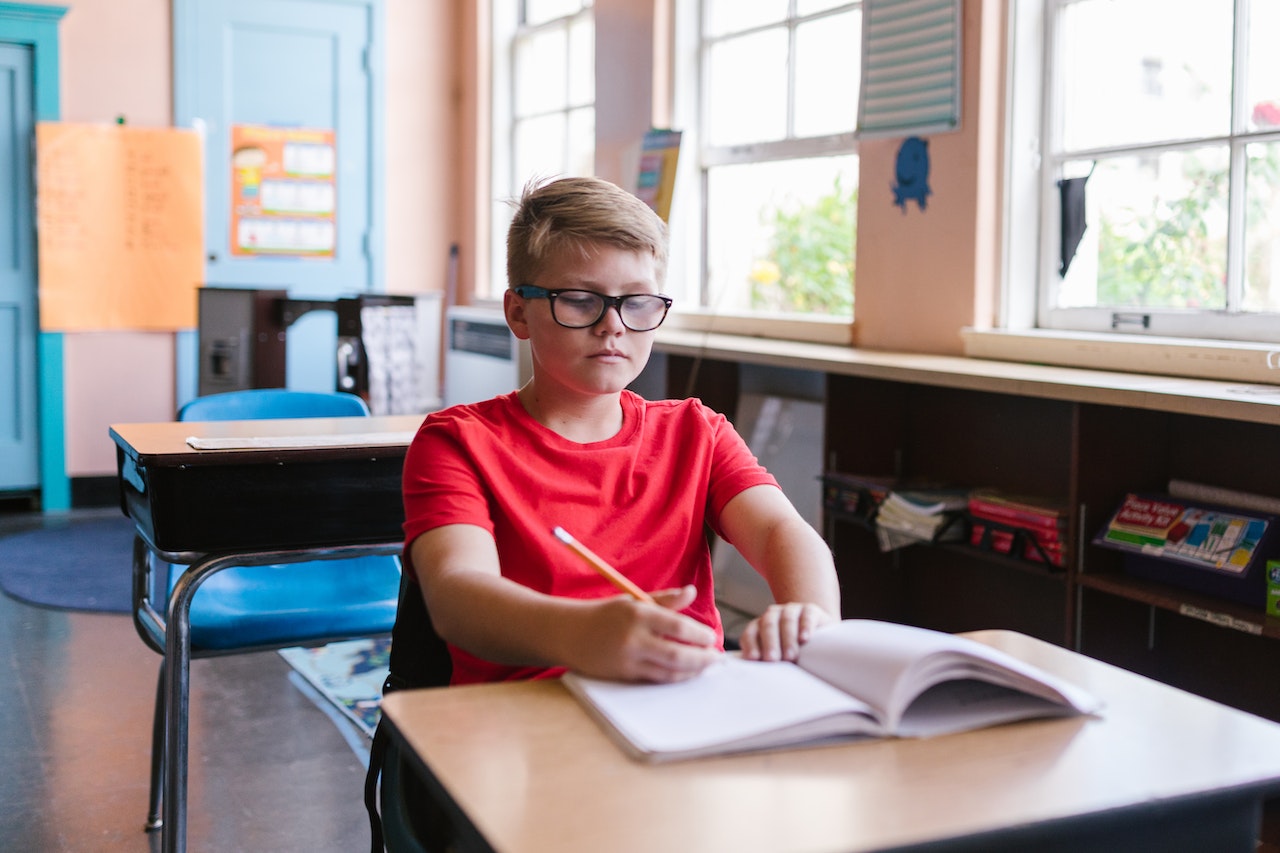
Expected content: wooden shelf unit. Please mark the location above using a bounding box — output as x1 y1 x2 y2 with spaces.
658 334 1280 725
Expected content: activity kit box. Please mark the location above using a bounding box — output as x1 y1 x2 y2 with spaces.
1096 493 1277 609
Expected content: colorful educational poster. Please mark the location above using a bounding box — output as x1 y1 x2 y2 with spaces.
636 129 681 223
35 121 204 331
230 124 336 258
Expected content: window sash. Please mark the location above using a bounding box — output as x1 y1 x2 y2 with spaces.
1025 0 1280 343
689 1 860 322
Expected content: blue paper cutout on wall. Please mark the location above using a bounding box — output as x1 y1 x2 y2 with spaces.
892 136 931 213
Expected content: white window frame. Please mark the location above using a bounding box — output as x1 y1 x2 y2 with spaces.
665 0 858 345
1004 0 1280 345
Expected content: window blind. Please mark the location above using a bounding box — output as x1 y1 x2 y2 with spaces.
857 0 961 137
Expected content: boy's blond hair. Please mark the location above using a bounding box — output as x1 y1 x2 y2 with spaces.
507 176 669 289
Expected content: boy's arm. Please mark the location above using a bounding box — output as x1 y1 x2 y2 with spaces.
411 523 721 683
717 484 841 662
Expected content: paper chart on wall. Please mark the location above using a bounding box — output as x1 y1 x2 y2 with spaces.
35 121 204 332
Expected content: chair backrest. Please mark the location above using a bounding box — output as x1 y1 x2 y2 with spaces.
178 388 371 422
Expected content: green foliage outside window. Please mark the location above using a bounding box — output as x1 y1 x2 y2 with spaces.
1095 145 1280 310
748 177 856 316
1095 158 1226 309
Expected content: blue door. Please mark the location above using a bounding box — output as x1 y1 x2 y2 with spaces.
0 42 39 493
175 0 383 393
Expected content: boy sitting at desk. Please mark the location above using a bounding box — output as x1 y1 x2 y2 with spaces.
401 176 840 686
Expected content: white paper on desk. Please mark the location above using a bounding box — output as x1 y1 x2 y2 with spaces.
186 432 414 450
564 657 879 761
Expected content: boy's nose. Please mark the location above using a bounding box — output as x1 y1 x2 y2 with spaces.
594 303 627 333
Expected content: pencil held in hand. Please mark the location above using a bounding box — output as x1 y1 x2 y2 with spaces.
552 526 656 604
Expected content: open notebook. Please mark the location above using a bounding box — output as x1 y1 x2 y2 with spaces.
563 619 1102 762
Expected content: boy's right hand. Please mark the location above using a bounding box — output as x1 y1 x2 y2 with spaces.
564 585 721 683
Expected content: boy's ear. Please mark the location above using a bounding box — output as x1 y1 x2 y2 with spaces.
504 288 532 341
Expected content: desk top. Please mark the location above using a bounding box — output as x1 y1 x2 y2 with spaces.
110 414 425 466
111 414 423 554
381 630 1280 853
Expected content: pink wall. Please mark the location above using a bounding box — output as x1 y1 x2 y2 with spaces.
852 0 1004 354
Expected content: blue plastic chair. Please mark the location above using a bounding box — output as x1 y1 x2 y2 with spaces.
143 389 402 830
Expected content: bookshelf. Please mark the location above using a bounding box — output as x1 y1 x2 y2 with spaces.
657 332 1280 729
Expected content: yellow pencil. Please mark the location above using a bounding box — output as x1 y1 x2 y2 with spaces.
552 526 656 604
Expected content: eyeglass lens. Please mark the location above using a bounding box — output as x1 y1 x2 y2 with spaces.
552 290 669 331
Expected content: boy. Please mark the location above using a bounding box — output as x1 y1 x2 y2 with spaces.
402 176 839 685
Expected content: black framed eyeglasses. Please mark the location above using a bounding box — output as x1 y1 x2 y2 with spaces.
513 285 673 332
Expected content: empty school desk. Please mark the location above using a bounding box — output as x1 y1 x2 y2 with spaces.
381 630 1280 853
110 414 423 853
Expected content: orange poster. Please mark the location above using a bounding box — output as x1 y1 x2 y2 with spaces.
35 122 204 331
230 124 336 258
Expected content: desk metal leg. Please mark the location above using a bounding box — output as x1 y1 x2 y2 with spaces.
159 552 243 853
129 540 403 853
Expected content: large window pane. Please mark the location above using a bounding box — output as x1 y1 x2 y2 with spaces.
1058 148 1229 311
706 156 857 316
705 0 788 37
526 0 588 28
797 0 852 15
514 113 567 185
566 106 594 177
1244 141 1280 312
1247 1 1280 132
794 10 860 138
568 14 594 105
1059 0 1232 152
706 28 789 146
514 27 569 117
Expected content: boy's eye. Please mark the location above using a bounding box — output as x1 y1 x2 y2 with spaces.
558 292 599 310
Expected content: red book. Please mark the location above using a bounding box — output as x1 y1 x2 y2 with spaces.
967 490 1066 533
971 523 1065 566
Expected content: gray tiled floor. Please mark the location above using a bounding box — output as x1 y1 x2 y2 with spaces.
0 510 373 853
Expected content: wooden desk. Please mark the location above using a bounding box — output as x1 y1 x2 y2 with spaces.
381 630 1280 853
110 414 422 853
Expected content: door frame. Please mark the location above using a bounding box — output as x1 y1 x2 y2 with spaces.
0 3 69 510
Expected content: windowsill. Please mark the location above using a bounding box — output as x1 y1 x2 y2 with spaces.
662 310 854 346
960 328 1280 387
652 327 1280 426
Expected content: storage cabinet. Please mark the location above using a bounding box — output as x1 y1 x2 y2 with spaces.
661 340 1280 727
823 376 1076 644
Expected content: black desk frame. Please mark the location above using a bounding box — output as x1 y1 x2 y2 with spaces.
112 419 413 853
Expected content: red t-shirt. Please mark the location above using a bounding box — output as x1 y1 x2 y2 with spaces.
401 390 778 685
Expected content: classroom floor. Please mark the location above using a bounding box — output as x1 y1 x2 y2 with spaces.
0 508 373 853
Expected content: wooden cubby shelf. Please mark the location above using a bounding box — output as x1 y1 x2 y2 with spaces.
658 333 1280 730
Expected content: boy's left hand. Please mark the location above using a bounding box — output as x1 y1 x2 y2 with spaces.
738 602 834 662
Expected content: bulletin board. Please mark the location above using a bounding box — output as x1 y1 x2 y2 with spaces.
35 122 204 331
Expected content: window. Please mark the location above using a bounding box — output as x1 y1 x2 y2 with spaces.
670 0 860 328
1007 0 1280 343
487 0 595 299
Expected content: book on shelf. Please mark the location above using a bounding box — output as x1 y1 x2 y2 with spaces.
967 489 1067 533
970 523 1065 566
875 487 969 550
562 619 1102 763
821 472 896 519
1103 494 1186 547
